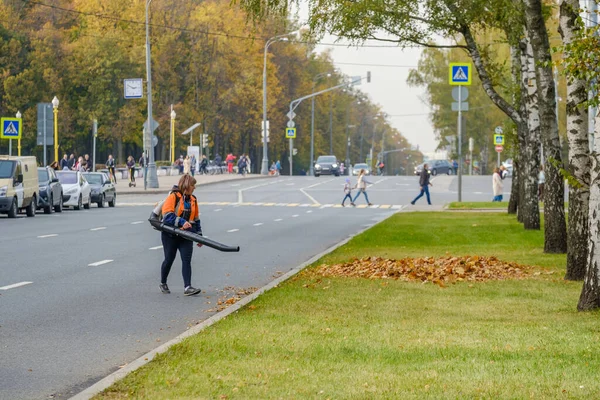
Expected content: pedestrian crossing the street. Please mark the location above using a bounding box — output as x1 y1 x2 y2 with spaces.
118 201 404 210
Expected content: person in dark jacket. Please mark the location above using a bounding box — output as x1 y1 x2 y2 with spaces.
159 174 203 296
411 163 433 205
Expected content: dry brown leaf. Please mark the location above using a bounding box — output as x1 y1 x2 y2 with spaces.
312 256 536 286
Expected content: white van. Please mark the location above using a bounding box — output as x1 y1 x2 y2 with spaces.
0 156 39 218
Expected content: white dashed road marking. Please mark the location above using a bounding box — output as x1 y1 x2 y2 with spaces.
149 246 163 250
227 229 239 233
253 223 264 226
38 234 58 238
0 281 33 290
306 210 313 214
292 214 299 218
90 227 106 231
214 209 222 212
274 218 283 222
131 221 144 225
88 260 113 267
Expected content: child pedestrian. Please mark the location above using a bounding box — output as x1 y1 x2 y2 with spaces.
342 178 353 206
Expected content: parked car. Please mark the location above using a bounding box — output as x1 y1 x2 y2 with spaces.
314 155 340 177
352 163 371 176
502 159 513 177
37 167 63 214
0 156 39 218
83 172 116 208
56 171 91 210
414 160 453 176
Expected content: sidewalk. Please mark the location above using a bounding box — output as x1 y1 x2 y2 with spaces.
114 173 265 195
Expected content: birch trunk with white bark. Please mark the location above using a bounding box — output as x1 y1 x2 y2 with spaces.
578 111 600 310
520 37 541 230
523 0 567 252
559 0 590 280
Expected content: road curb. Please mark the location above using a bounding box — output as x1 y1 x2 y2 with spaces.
69 209 400 400
118 175 267 196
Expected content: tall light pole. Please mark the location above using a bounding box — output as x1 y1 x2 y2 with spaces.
15 111 21 156
52 96 59 163
145 0 159 188
261 25 309 176
170 106 176 164
310 71 333 176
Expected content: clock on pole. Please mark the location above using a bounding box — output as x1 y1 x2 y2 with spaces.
124 79 143 99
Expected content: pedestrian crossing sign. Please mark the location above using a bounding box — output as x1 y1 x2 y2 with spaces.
286 127 296 139
1 118 22 139
449 63 472 86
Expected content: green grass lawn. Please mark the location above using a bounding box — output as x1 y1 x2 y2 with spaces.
447 201 507 209
96 213 599 400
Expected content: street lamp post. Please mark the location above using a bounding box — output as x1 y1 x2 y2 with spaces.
145 0 159 188
170 106 176 164
309 72 333 176
261 26 309 176
52 96 59 163
15 111 21 156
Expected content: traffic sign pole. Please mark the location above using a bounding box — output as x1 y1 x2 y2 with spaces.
458 84 462 202
289 138 293 176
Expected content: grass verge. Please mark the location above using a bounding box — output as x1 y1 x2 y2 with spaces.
96 213 599 400
447 201 507 209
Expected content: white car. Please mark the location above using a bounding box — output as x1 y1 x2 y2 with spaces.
56 171 92 210
502 159 513 178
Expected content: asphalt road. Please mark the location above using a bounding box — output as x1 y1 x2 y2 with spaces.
0 174 510 399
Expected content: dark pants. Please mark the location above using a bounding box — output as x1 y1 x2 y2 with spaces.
129 167 135 183
160 232 194 288
412 185 431 205
342 193 353 205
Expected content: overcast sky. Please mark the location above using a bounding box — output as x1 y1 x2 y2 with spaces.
312 42 437 153
295 4 438 153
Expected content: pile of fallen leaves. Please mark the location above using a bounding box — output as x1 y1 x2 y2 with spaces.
313 256 535 287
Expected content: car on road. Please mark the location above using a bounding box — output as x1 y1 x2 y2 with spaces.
37 167 63 214
352 163 371 176
0 156 39 218
57 171 91 210
502 159 513 177
83 172 116 208
314 155 340 177
414 160 453 176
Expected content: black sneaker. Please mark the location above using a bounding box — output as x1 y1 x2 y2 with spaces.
184 286 202 296
159 283 170 294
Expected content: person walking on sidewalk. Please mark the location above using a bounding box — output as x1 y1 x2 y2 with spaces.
411 163 432 205
351 169 373 206
183 155 191 175
342 178 353 206
159 174 203 296
492 167 503 202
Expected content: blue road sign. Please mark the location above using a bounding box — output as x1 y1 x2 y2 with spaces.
286 127 296 139
1 118 22 139
449 63 472 85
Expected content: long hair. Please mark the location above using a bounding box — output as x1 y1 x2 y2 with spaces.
178 174 197 194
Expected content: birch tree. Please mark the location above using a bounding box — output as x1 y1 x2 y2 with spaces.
558 0 590 280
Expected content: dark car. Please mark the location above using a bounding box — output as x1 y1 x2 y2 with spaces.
83 172 116 208
314 155 340 177
37 167 63 214
414 160 453 176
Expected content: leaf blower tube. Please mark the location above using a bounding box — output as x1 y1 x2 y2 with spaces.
148 217 240 252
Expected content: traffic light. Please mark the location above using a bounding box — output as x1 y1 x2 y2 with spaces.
202 133 208 148
367 71 371 83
